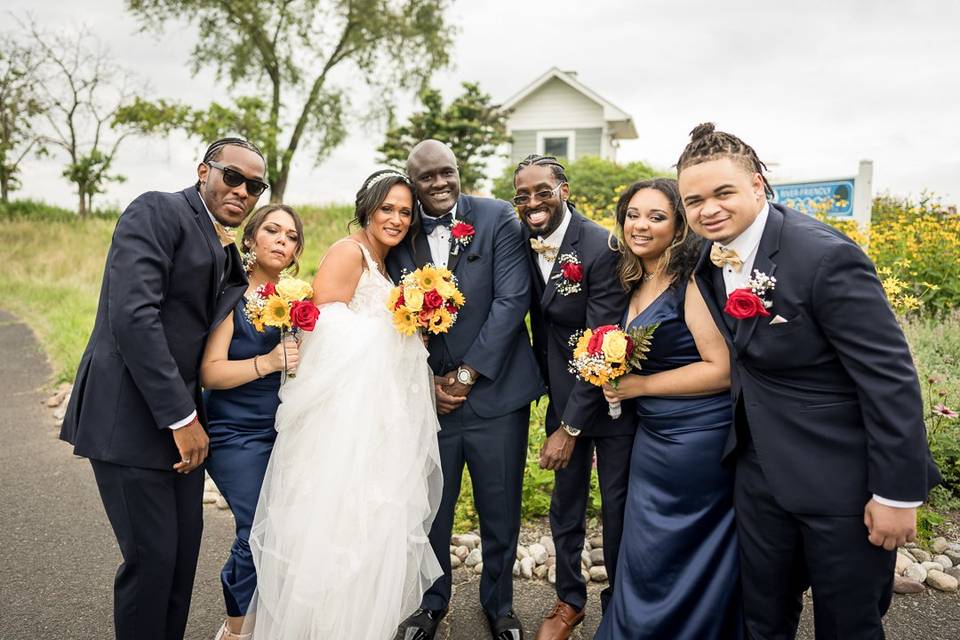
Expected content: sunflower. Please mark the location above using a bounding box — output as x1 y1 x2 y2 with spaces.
392 309 419 336
431 307 454 333
415 265 442 291
450 288 465 307
387 286 404 311
262 296 291 329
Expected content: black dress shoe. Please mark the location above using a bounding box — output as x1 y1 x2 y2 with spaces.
486 609 524 640
403 608 448 640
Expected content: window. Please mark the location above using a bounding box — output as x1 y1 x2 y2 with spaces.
543 137 569 159
537 130 576 160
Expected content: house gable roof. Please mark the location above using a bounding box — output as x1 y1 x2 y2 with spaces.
501 67 638 139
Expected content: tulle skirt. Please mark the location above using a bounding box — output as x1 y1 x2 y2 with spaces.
244 302 443 639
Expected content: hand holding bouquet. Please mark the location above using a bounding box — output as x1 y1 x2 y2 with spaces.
244 276 320 377
568 323 658 418
387 264 465 335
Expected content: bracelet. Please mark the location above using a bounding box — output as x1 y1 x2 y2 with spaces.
253 355 264 379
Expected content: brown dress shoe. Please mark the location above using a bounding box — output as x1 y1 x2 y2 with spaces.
533 600 585 640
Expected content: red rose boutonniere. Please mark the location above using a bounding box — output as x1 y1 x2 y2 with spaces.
450 221 475 255
553 252 583 296
724 269 776 320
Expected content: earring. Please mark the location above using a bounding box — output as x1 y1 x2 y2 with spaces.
242 249 257 274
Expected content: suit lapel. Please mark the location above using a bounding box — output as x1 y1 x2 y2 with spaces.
733 206 783 352
521 225 546 297
541 208 582 310
694 242 733 340
184 187 224 319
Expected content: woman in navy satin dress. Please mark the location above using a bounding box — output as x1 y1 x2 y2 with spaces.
595 179 742 640
200 204 305 640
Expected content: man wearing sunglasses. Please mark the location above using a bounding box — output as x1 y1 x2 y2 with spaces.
61 137 267 640
514 155 634 640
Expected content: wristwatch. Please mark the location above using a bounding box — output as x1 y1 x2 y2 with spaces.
456 366 476 386
562 423 582 437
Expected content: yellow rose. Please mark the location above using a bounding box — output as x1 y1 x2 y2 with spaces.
435 278 456 299
403 286 424 311
602 331 628 363
573 330 593 358
276 277 313 302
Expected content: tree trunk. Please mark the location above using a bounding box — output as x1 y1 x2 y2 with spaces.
77 188 87 217
270 172 286 204
0 177 8 204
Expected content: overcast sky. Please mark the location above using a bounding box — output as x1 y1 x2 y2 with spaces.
9 0 960 209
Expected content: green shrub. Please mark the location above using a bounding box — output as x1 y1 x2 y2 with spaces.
0 198 119 221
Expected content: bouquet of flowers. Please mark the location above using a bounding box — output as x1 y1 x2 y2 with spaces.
568 323 658 418
387 264 465 335
244 276 320 377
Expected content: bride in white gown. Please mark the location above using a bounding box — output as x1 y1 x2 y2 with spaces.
243 170 443 639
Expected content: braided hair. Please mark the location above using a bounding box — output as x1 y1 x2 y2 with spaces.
513 154 568 185
676 123 773 197
202 137 265 164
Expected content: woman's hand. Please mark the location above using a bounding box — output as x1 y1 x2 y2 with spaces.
602 374 644 402
265 335 300 374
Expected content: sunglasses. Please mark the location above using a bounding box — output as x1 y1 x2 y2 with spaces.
512 182 565 206
206 161 269 197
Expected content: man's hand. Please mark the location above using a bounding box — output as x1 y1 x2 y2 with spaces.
539 428 577 470
434 374 466 415
172 418 209 474
438 367 476 399
864 499 917 550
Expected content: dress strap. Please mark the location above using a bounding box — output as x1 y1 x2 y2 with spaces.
321 238 376 273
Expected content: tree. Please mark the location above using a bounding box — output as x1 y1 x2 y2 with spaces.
377 82 510 192
0 35 46 204
127 0 455 202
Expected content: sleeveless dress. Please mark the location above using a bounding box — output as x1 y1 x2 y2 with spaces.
203 302 282 616
245 240 443 639
594 281 743 640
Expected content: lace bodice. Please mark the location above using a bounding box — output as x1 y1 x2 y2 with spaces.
334 240 394 317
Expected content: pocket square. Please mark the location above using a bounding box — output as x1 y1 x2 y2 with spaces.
769 314 789 325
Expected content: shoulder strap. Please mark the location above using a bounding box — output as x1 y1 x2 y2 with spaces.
320 238 371 271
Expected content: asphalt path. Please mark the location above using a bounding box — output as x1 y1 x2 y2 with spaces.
1 308 958 639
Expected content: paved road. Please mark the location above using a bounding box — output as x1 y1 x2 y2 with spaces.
1 308 958 639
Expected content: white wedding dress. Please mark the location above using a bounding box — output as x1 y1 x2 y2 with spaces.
245 240 443 639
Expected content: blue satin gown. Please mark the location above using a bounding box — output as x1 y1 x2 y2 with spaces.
595 281 742 640
203 299 281 617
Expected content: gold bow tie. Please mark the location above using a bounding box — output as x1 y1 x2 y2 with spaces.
710 243 743 271
530 238 559 262
212 220 236 248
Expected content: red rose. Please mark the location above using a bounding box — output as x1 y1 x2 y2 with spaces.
445 302 458 314
561 261 583 282
587 325 617 355
289 300 320 331
418 308 435 324
724 288 770 320
261 282 277 298
394 292 405 310
424 289 444 310
451 222 475 240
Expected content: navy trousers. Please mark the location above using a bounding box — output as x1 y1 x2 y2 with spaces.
421 404 530 618
91 459 204 640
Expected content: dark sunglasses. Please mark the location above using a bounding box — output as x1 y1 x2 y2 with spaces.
206 161 269 197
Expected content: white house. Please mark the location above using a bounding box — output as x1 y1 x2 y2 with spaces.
500 67 638 164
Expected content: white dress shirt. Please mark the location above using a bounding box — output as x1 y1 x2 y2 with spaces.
535 206 572 282
720 202 920 509
425 204 458 268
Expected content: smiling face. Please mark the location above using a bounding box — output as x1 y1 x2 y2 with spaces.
406 141 460 217
197 144 267 227
678 157 765 245
514 163 569 238
366 183 414 248
622 188 679 264
246 209 300 276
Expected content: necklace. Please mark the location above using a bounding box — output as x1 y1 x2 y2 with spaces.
641 271 656 282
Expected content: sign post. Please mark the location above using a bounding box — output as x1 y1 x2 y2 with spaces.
771 160 873 228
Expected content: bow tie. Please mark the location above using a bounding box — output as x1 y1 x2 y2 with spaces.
421 212 453 235
710 243 743 271
212 220 236 248
530 238 559 262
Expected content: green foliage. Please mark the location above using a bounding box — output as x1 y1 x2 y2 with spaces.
492 155 664 224
126 0 456 201
0 198 118 221
0 35 46 203
378 82 510 192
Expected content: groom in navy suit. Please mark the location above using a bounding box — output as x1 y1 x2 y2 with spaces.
513 155 634 640
61 138 266 640
679 123 939 639
389 140 544 640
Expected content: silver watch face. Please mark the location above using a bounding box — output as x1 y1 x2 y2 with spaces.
457 369 472 384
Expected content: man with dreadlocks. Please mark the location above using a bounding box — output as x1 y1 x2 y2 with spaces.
61 137 268 640
678 123 939 639
511 154 633 640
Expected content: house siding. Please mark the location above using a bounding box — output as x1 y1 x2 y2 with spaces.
510 130 538 163
507 77 604 130
574 128 602 157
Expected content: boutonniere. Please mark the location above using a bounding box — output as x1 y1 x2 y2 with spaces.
552 252 583 295
725 269 776 319
450 220 475 255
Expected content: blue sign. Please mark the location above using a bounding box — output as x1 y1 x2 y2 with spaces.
772 179 855 217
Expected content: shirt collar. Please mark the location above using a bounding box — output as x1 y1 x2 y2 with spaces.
723 201 769 257
197 188 218 226
539 204 572 246
423 202 457 223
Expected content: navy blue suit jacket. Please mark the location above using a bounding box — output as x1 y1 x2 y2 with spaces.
61 187 247 470
695 202 940 515
525 207 635 438
387 194 544 419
